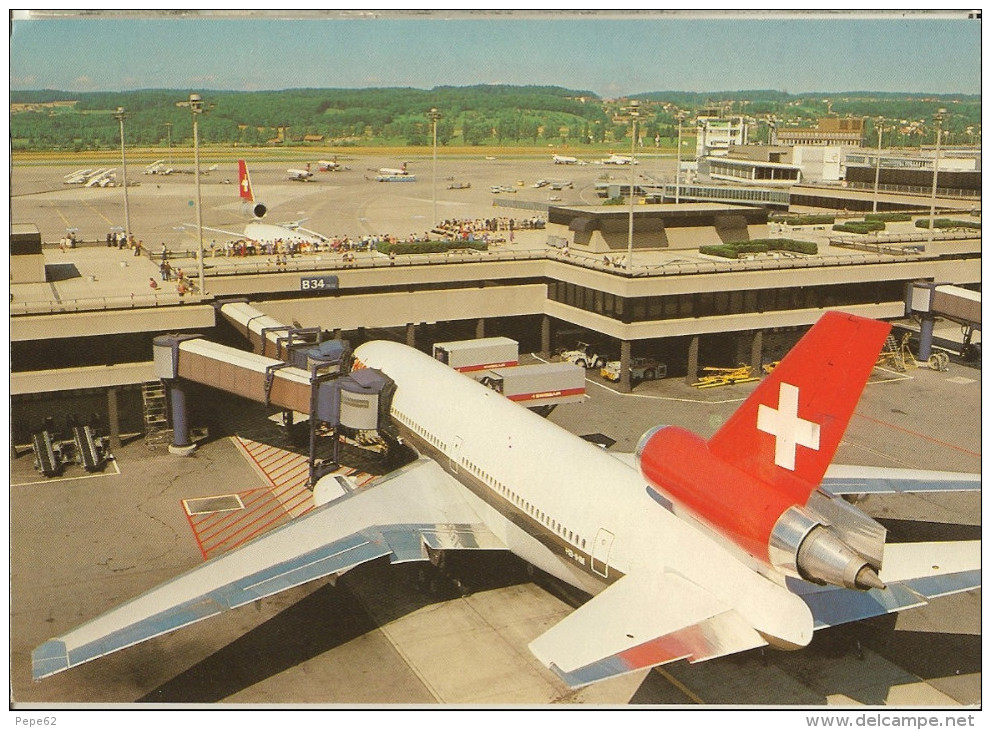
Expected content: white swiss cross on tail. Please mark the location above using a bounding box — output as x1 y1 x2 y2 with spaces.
756 382 820 471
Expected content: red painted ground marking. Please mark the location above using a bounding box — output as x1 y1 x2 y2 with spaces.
236 439 277 487
183 503 209 561
195 490 273 543
853 412 982 459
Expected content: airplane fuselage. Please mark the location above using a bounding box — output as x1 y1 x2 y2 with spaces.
353 341 812 646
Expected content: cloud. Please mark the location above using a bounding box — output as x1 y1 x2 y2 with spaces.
71 75 96 90
11 74 36 87
187 74 219 85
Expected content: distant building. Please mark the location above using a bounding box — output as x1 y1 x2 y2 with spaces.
844 148 981 195
775 117 864 147
695 113 748 158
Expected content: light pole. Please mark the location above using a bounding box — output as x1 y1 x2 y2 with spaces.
189 93 206 295
626 99 640 271
113 107 131 241
675 111 686 204
428 107 442 228
164 122 173 167
927 108 947 245
871 117 885 213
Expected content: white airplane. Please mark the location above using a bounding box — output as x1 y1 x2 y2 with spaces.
85 168 117 187
62 168 93 184
318 159 346 172
144 159 174 175
32 312 980 688
287 164 314 182
178 160 328 246
553 154 578 165
602 154 637 165
378 162 410 176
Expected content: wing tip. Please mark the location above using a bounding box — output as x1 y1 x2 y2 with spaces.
32 639 69 680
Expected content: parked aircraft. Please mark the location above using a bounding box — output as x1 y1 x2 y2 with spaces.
32 313 980 688
177 160 328 246
143 160 174 175
287 164 314 182
318 159 347 171
63 167 115 185
553 154 578 165
602 154 636 165
85 168 117 187
378 162 410 176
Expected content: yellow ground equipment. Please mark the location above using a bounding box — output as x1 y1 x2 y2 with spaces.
691 364 760 389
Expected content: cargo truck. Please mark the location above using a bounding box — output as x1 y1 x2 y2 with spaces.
433 337 519 372
478 362 585 407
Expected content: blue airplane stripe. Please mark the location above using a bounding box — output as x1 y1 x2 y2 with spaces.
821 477 980 493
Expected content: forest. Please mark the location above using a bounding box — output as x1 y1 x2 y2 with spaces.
9 85 981 152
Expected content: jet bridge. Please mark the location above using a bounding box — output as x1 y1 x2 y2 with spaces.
905 282 982 360
154 302 393 484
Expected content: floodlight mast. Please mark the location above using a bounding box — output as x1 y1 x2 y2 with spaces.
626 99 640 272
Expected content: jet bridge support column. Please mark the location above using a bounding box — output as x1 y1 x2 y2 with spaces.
475 318 486 339
153 334 202 457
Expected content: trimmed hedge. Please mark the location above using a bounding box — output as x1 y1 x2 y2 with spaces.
914 218 982 230
864 212 911 223
832 220 886 234
602 196 626 206
376 240 488 255
699 245 742 259
762 238 818 255
769 214 835 226
701 238 818 259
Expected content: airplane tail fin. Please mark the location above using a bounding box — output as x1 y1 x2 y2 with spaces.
238 159 254 202
708 312 891 493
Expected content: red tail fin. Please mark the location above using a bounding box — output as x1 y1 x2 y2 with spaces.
708 312 890 498
238 160 254 202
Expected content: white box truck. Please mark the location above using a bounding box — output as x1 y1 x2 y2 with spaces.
478 362 585 406
433 337 519 372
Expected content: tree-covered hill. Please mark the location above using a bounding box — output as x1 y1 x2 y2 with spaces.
9 85 980 152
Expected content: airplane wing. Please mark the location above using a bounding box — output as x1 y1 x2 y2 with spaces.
32 457 505 680
530 538 981 688
822 464 981 494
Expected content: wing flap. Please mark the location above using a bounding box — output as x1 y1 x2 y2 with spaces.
823 464 981 494
529 571 766 688
33 458 506 680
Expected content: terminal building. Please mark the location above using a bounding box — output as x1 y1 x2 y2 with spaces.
10 198 979 449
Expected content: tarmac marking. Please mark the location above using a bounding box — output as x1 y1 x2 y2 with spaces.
652 666 705 704
79 197 116 227
852 412 981 459
185 437 375 557
11 458 121 487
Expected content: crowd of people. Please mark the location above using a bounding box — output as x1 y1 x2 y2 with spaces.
433 216 546 243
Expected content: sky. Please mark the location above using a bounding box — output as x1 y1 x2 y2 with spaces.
8 10 983 97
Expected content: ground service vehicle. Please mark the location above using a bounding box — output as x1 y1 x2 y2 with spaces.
478 362 586 407
559 342 607 370
433 337 519 372
601 357 666 383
